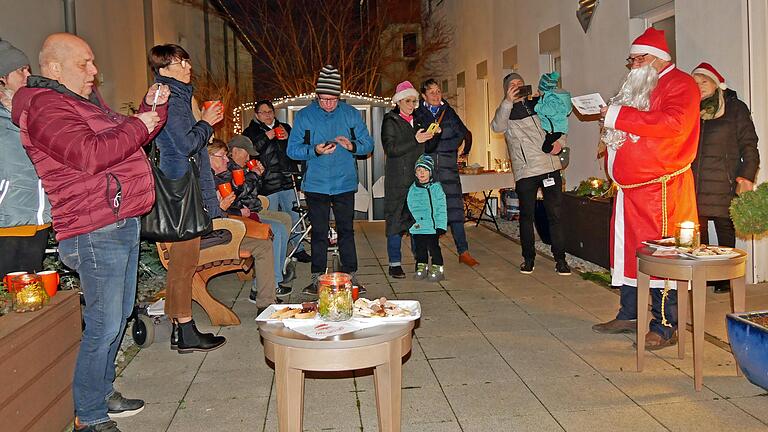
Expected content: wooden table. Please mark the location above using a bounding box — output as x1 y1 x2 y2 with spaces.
459 172 516 230
635 246 747 391
259 322 415 431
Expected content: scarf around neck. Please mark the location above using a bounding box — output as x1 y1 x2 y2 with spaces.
700 89 725 120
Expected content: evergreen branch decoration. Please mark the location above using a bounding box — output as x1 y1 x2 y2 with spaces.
730 182 768 236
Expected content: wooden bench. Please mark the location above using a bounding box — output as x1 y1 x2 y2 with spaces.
156 218 254 326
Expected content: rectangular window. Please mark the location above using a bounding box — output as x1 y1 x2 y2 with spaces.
402 33 418 58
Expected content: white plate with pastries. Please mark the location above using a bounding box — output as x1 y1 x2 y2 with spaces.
678 246 740 260
352 298 421 323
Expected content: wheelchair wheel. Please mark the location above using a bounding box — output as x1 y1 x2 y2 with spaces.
132 314 155 348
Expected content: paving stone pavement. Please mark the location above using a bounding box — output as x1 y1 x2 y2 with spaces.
117 222 768 431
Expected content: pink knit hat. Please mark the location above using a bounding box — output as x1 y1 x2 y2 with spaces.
392 81 419 103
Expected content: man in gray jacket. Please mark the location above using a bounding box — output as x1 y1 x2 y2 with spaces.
491 72 570 275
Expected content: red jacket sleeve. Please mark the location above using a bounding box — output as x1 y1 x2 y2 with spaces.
138 99 169 142
614 76 700 139
26 92 152 174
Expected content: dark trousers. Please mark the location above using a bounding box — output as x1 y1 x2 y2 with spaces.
305 191 357 274
0 228 50 278
516 171 565 262
699 216 736 247
616 284 678 339
413 234 443 266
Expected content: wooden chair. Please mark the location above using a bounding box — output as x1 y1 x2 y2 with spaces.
156 218 254 327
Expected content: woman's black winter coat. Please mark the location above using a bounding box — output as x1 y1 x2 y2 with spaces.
692 89 760 218
242 118 297 196
413 100 468 224
381 108 423 236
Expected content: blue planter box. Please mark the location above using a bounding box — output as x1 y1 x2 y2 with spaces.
726 311 768 391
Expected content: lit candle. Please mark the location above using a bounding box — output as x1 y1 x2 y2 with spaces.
678 221 695 245
591 179 600 188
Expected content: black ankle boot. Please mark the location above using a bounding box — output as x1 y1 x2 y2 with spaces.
172 319 226 353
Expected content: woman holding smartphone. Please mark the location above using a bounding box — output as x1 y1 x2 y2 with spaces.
381 81 434 278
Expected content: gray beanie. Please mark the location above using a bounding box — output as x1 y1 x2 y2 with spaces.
0 38 30 77
502 72 524 92
315 65 342 96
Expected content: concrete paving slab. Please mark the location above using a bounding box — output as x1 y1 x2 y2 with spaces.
442 380 548 420
523 373 636 412
552 406 666 432
645 399 768 431
459 413 565 432
167 397 269 432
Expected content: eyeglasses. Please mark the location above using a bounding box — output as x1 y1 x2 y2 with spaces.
257 109 274 115
169 59 191 68
318 97 339 104
401 98 418 104
626 54 649 65
211 152 228 159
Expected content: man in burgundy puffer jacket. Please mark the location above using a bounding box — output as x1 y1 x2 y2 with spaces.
12 33 168 432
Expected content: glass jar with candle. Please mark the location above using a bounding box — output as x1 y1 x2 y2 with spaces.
10 274 49 313
317 272 353 321
675 221 701 248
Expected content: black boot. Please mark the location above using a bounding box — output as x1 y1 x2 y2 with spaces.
172 319 226 353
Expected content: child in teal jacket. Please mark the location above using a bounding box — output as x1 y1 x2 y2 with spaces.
407 154 447 281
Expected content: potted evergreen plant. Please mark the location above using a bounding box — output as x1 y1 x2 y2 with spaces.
725 183 768 390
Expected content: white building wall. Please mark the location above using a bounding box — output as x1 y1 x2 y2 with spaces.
441 0 767 282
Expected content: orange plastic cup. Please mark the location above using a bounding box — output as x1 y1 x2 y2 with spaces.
231 169 245 186
217 182 233 197
37 270 60 297
246 159 259 170
202 100 222 111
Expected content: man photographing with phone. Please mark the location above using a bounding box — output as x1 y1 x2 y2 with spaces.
491 72 570 276
287 65 374 294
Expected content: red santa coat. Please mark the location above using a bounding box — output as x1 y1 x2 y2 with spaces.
604 65 700 287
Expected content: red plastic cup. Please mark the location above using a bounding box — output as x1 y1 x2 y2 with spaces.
352 286 359 301
231 169 245 186
202 100 222 111
246 159 259 170
37 270 60 297
217 182 233 197
274 126 287 140
3 271 27 292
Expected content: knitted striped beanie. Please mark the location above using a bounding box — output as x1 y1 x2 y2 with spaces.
315 65 342 96
415 154 434 174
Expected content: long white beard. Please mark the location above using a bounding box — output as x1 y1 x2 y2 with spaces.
602 63 659 150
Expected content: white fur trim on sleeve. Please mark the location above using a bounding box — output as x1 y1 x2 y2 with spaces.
604 105 622 130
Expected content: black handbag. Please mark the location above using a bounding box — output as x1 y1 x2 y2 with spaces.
140 142 213 241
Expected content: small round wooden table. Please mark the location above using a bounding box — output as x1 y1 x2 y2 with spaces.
636 246 747 391
259 322 415 432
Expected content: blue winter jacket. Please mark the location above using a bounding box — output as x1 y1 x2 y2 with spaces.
407 181 447 235
153 75 221 218
0 105 51 228
287 100 374 195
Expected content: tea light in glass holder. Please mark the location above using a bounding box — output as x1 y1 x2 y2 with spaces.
675 221 700 247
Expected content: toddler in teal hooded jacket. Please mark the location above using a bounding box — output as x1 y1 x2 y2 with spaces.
407 155 447 281
534 71 572 153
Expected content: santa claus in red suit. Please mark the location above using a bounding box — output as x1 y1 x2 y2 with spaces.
592 28 701 350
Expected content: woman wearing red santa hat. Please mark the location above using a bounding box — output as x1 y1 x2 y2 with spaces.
691 62 760 293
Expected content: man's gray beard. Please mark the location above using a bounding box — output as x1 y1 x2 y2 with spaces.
602 63 659 150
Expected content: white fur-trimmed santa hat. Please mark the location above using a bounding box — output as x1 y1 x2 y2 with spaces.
629 27 672 62
692 62 728 90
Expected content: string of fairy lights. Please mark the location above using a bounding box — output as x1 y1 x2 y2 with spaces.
232 91 393 135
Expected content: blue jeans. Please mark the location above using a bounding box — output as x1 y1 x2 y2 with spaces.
58 218 141 426
387 233 403 265
616 284 678 339
267 188 305 252
262 217 288 285
450 221 469 254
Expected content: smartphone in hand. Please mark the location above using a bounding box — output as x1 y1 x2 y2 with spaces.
517 85 532 98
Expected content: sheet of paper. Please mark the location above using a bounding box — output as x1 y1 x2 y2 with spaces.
571 93 607 116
